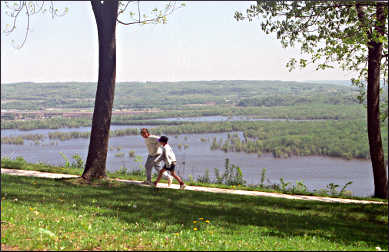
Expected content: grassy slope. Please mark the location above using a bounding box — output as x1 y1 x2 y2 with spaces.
2 158 388 202
1 174 388 251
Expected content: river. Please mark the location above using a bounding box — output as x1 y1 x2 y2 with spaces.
155 115 326 122
1 121 376 197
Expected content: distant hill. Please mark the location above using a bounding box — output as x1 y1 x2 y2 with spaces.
1 80 360 111
303 80 353 86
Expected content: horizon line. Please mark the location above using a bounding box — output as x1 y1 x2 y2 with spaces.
1 79 352 85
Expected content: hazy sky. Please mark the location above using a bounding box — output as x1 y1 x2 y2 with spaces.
1 1 357 83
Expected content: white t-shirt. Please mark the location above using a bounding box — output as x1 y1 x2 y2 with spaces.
144 135 162 156
160 144 176 166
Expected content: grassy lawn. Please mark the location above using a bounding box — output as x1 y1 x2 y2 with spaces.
1 174 388 251
2 157 388 202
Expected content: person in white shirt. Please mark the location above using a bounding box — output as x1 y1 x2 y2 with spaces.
153 135 186 189
140 128 173 186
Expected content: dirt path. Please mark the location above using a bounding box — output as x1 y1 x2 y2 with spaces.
1 168 386 205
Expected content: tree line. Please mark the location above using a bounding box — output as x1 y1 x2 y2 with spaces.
1 104 365 130
2 80 364 111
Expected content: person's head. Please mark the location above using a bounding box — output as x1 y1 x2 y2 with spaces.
158 135 169 146
140 128 150 138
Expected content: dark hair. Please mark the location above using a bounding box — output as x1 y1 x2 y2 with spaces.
158 136 169 143
140 128 149 135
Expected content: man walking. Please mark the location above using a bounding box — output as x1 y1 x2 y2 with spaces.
140 128 173 186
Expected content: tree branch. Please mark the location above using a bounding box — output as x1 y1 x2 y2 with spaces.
37 1 45 13
356 3 372 38
16 2 30 49
329 1 387 8
117 17 160 26
137 1 140 23
116 1 182 26
4 2 25 34
50 1 54 19
3 1 67 49
120 1 130 13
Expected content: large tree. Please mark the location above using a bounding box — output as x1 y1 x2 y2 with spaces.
235 1 388 198
2 1 183 181
82 1 184 180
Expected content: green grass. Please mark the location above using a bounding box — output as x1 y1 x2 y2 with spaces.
1 174 388 251
2 157 387 203
1 157 83 176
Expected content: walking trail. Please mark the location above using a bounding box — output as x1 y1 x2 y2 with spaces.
1 168 386 205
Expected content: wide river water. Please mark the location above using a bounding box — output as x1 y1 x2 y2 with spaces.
1 119 378 197
155 115 325 122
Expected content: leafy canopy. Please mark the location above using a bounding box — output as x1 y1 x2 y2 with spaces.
234 1 388 120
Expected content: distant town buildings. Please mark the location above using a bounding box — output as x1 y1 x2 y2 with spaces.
0 109 160 121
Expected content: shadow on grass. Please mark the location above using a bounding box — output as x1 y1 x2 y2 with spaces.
2 174 388 248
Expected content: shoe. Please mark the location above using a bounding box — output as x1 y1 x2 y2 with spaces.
152 181 157 187
142 181 152 185
180 183 186 190
168 177 173 187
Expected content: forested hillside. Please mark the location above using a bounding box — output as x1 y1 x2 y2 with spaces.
1 80 363 110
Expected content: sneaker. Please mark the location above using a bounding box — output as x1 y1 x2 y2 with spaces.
168 177 173 187
152 181 158 187
180 183 186 190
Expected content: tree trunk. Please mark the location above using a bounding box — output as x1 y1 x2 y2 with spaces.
366 3 387 199
82 1 119 180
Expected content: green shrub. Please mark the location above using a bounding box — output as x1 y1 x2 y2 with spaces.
59 152 71 168
326 183 340 195
221 158 246 186
292 180 308 194
128 150 135 158
260 168 267 187
115 153 125 158
2 156 27 169
71 154 84 169
339 181 353 196
197 168 211 183
115 165 129 176
214 168 224 184
279 177 291 192
188 174 194 184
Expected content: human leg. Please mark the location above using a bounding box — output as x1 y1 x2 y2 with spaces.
170 170 185 189
153 167 167 186
144 155 154 183
153 159 173 181
153 158 173 186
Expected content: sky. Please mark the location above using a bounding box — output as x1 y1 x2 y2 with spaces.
1 1 357 83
